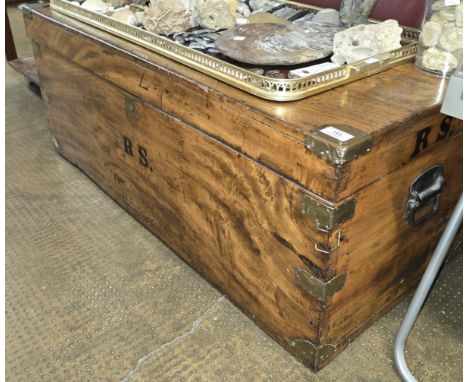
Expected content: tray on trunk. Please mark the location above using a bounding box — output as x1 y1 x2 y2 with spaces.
49 0 420 101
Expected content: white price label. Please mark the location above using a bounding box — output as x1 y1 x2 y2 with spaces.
445 0 460 5
233 36 246 41
320 126 355 142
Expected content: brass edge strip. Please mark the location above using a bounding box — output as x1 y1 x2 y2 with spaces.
305 125 372 165
301 194 355 231
295 267 346 301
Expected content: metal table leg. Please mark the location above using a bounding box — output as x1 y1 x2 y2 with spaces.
394 194 463 382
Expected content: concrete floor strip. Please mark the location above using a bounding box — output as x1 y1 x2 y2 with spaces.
121 296 226 381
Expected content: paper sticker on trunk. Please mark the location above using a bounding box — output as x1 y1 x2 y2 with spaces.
320 126 355 142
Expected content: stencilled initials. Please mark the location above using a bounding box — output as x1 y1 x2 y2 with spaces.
138 146 149 168
123 136 134 157
122 135 153 171
411 117 455 158
411 127 431 157
436 116 454 142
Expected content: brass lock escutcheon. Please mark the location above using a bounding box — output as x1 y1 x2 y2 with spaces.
125 95 139 121
405 165 445 227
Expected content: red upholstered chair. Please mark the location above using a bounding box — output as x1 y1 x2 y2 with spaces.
294 0 427 28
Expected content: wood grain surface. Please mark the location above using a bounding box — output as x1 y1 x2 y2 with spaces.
25 7 454 202
26 6 463 371
317 133 462 368
35 46 344 351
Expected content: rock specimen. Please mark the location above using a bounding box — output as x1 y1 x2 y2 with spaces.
429 12 450 26
249 0 275 11
134 11 145 24
236 3 251 18
420 21 443 47
431 0 446 11
173 29 219 52
81 0 111 13
180 0 197 10
455 3 463 26
248 12 289 24
111 6 138 26
421 47 458 72
128 5 146 24
331 19 402 65
195 0 236 31
176 0 198 27
417 0 463 74
102 0 132 9
223 0 240 14
312 8 341 26
339 0 378 27
143 0 191 35
216 22 341 65
439 26 463 52
440 6 456 21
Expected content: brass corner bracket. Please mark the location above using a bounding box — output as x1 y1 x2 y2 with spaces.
289 339 338 371
41 88 49 104
31 41 41 58
22 5 33 20
301 194 355 231
22 2 49 20
305 125 372 165
295 267 346 301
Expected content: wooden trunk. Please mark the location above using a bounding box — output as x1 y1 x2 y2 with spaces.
24 5 463 371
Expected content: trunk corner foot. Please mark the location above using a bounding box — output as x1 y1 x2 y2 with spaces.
289 338 337 372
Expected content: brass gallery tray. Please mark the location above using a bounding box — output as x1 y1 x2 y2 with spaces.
49 0 420 101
